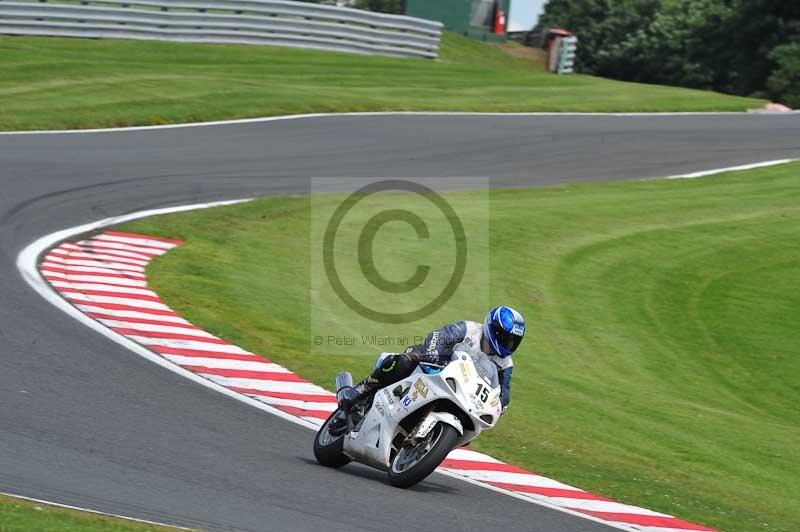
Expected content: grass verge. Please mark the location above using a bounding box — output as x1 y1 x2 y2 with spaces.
0 32 764 130
119 163 800 532
0 494 182 532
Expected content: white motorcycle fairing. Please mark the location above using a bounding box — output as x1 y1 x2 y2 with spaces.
341 343 502 471
415 411 463 439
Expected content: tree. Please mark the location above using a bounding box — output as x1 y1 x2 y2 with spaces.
767 43 800 108
536 0 800 106
537 0 617 73
354 0 404 14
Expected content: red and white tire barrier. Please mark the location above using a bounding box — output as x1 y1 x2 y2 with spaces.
40 230 717 532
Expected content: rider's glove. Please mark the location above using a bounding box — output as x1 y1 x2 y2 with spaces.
420 351 440 364
404 347 439 365
404 351 421 364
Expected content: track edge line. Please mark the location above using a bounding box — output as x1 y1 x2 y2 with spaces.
0 491 194 530
3 110 799 135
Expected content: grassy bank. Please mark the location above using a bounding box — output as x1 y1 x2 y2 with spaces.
120 163 800 532
0 33 764 130
0 494 181 532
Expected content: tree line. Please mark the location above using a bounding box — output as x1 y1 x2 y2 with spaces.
537 0 800 107
299 0 403 14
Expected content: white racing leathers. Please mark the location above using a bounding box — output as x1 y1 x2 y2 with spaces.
407 320 514 408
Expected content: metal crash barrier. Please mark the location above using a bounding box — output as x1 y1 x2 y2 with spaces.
0 0 443 58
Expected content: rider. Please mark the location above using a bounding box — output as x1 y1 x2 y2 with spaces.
339 306 525 414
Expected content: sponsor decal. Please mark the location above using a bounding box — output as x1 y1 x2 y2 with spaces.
459 361 470 382
460 361 477 381
375 402 386 417
401 395 413 408
427 330 440 352
382 389 394 405
413 378 429 399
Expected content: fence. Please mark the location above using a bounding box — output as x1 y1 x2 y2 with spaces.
0 0 443 58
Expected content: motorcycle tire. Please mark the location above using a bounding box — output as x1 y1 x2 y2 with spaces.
313 409 352 468
388 422 459 488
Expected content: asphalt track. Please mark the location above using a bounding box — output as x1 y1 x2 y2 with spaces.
1 113 799 532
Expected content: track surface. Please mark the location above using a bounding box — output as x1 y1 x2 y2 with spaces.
1 114 798 531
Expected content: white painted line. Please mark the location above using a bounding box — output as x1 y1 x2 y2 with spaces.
440 469 579 490
97 320 216 338
201 375 327 394
432 470 638 532
2 110 798 136
0 491 192 531
50 281 158 297
62 293 170 311
54 274 148 288
53 249 150 267
161 355 291 373
299 415 327 426
41 264 147 278
71 243 156 261
75 305 190 324
663 158 798 179
447 448 506 463
128 336 252 354
92 234 177 249
633 528 701 532
545 498 671 516
79 238 169 262
256 396 339 412
52 250 150 267
51 258 145 273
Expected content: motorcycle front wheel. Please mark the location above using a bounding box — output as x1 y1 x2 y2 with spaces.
313 409 352 468
388 422 458 488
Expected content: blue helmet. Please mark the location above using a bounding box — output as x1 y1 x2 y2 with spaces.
483 306 525 358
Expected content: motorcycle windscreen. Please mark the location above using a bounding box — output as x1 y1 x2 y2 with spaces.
469 350 499 388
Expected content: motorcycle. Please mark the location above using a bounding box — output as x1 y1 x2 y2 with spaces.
313 341 503 488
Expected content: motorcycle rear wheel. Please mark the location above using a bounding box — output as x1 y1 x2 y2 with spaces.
313 409 352 468
388 422 458 488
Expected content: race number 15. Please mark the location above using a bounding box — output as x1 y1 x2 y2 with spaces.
475 383 489 403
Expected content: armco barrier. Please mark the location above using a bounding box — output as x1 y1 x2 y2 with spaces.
0 0 442 58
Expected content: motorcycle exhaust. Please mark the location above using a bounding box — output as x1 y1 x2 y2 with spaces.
335 372 354 402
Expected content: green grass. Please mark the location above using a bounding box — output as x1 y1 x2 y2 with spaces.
0 32 764 130
0 494 182 532
120 162 800 532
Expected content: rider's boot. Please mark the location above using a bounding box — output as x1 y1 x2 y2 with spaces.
339 353 413 413
338 378 378 413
